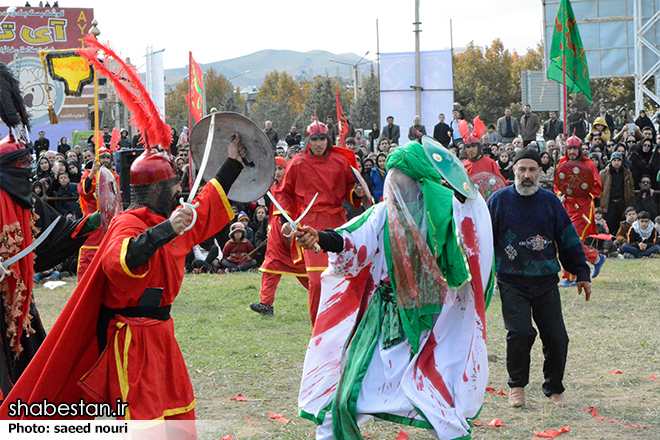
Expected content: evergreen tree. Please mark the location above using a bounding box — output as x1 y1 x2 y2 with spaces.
351 67 380 129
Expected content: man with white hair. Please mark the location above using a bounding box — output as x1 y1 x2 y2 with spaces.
263 120 279 148
487 147 591 409
407 115 426 141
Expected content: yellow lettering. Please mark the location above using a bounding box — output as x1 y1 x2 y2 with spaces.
0 23 15 41
77 11 87 22
77 23 86 35
21 25 52 44
49 19 66 41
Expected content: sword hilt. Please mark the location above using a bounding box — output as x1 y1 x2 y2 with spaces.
178 198 200 234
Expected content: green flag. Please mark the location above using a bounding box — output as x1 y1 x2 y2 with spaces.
547 0 592 104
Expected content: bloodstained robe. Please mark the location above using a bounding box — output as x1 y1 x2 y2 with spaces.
277 148 360 325
77 167 120 280
554 154 602 279
463 155 505 180
299 193 495 439
0 178 234 421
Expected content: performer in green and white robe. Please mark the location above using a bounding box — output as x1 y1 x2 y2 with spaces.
296 141 495 440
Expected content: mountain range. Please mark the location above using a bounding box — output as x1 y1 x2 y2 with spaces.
163 49 377 89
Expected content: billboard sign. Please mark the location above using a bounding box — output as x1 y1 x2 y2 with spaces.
0 7 95 142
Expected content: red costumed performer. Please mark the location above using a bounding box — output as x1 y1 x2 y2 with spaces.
0 62 100 403
277 120 364 326
0 138 246 438
460 117 505 179
554 136 605 285
250 156 308 316
77 146 120 280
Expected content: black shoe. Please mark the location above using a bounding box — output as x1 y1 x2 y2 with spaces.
250 302 274 316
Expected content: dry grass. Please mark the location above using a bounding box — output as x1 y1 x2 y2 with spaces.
33 258 660 439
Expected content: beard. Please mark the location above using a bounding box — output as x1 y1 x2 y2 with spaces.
514 174 540 196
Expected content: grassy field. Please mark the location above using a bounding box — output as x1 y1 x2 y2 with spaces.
35 258 660 439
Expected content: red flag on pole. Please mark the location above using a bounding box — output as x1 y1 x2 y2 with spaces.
185 52 204 124
336 89 349 148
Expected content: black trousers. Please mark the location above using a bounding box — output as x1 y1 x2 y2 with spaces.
498 275 569 397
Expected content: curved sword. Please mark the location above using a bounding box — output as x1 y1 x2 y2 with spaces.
267 191 321 253
0 216 61 281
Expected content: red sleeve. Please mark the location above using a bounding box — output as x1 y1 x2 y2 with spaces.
178 178 235 249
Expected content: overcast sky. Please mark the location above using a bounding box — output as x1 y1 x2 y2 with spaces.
81 0 545 71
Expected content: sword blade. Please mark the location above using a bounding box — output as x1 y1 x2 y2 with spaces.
2 216 61 269
266 191 298 230
187 113 216 203
294 192 319 224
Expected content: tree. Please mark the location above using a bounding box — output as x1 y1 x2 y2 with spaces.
165 80 189 131
295 76 351 132
250 70 307 135
351 66 379 130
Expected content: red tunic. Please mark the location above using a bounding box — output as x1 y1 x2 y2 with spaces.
463 156 505 180
77 167 120 280
277 150 360 324
260 183 306 277
554 155 603 239
0 178 234 420
554 155 602 278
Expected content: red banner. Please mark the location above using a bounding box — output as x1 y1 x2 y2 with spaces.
336 89 348 148
186 52 203 124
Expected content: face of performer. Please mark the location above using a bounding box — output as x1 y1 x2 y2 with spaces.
513 158 540 196
567 146 580 161
99 154 112 169
465 143 479 160
275 164 286 183
308 134 329 157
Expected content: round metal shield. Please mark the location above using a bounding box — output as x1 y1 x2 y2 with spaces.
97 166 122 232
189 112 275 203
554 161 594 198
471 171 508 200
421 135 478 199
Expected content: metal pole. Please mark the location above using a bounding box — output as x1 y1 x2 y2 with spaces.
376 18 381 131
634 0 642 115
414 0 422 119
353 65 359 103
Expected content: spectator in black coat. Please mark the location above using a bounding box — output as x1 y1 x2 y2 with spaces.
432 113 452 147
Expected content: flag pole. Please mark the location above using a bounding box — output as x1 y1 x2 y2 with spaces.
563 51 568 138
188 51 193 133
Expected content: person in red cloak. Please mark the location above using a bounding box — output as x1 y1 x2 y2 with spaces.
462 134 506 180
277 120 365 326
0 137 246 436
250 156 308 316
77 146 120 280
554 136 606 286
0 134 100 403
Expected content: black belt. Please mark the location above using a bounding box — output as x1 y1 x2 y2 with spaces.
96 288 171 353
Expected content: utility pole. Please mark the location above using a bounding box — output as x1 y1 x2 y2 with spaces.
414 0 422 119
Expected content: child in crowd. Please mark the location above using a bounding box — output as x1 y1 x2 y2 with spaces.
237 211 254 245
615 207 637 250
620 210 660 258
220 222 257 272
588 207 615 257
55 172 81 217
370 152 387 202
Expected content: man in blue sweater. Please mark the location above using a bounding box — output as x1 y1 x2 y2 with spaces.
487 148 591 409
